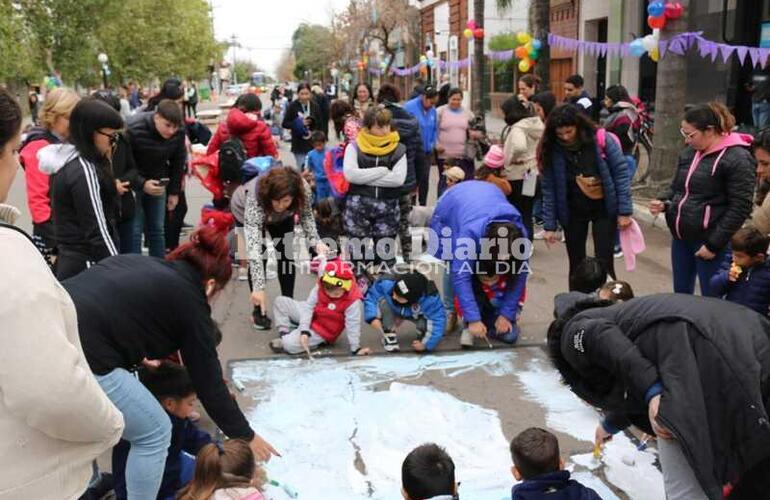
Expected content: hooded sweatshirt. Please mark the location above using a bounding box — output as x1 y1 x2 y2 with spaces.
39 144 119 261
19 127 61 224
503 116 545 181
658 132 756 252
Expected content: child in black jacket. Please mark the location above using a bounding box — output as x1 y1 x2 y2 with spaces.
112 362 212 500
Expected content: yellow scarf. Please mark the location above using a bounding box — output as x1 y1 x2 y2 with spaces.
356 129 400 156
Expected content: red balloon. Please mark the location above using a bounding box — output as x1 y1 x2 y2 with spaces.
665 2 683 19
474 28 485 39
648 15 666 30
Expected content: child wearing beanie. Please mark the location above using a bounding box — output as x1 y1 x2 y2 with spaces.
476 145 512 196
270 259 371 355
442 166 466 188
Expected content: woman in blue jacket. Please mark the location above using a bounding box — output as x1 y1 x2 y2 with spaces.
430 180 528 341
540 104 632 285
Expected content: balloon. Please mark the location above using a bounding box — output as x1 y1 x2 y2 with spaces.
426 49 434 59
463 28 474 39
650 47 660 62
647 1 665 18
515 46 529 59
642 34 657 52
629 38 646 57
466 20 477 30
532 39 543 50
525 41 533 52
518 58 531 73
516 31 531 45
648 15 666 30
474 28 485 39
419 55 427 62
529 49 539 60
665 2 683 19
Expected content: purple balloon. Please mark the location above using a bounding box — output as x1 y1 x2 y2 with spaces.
647 1 665 18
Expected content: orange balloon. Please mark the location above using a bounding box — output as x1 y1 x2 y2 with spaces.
515 46 529 59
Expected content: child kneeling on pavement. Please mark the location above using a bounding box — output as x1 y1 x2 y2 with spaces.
270 259 372 355
458 264 521 348
365 271 446 353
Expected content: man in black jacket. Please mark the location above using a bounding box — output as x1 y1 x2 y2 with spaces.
377 83 425 262
548 293 770 500
126 99 185 257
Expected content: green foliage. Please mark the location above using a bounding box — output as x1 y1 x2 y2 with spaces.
2 0 219 87
291 23 337 80
489 32 517 93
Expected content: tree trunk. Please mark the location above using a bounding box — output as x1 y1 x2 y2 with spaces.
648 0 690 191
529 0 550 88
472 0 485 120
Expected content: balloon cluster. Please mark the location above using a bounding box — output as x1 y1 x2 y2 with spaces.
513 31 542 73
629 1 684 62
463 20 484 40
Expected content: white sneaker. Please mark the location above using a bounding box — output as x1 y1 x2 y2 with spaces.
382 332 400 352
238 267 248 281
460 329 474 348
533 228 546 240
560 231 566 243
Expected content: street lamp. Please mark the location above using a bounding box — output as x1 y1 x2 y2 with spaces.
97 52 109 89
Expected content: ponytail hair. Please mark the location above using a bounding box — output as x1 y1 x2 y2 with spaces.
177 440 264 500
166 225 232 291
684 101 735 135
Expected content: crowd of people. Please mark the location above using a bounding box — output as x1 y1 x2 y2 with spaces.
2 64 770 500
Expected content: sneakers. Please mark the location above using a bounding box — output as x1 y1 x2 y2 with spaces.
445 312 458 334
382 331 400 352
533 227 546 240
238 267 248 281
460 329 475 348
269 338 284 353
614 245 624 259
252 306 272 330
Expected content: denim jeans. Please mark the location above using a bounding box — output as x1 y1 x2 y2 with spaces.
670 238 726 297
96 368 172 500
293 152 307 171
753 101 770 129
132 189 166 257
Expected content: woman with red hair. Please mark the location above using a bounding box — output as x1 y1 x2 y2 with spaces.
62 226 279 499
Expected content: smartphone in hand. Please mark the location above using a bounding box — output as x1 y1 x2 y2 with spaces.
157 178 170 187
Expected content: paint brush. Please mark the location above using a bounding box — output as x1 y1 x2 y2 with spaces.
304 344 314 361
592 443 602 460
483 335 493 349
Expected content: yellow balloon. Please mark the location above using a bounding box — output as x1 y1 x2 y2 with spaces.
525 41 533 52
517 32 531 45
464 28 474 39
650 47 660 62
518 58 531 72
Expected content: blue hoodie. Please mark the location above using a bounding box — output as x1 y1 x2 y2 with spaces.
512 470 602 500
364 278 446 351
430 181 528 323
404 96 438 154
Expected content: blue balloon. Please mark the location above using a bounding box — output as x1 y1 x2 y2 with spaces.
629 38 646 57
647 1 665 18
532 39 543 51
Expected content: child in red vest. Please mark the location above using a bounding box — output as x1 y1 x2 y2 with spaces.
269 259 372 355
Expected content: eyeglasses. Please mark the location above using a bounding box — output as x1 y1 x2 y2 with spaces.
96 130 120 145
679 128 699 139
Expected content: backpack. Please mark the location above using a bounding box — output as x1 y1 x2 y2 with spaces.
241 156 276 184
323 144 349 199
596 128 622 160
218 137 247 184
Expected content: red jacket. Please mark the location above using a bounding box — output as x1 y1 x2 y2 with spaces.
311 283 362 342
206 109 278 159
20 138 56 224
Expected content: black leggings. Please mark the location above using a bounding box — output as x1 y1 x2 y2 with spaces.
56 253 91 281
563 214 617 288
251 217 295 297
416 152 432 206
506 180 535 242
164 191 188 252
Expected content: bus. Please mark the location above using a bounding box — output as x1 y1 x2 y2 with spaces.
251 71 268 92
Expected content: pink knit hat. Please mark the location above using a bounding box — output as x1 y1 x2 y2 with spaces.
484 145 505 169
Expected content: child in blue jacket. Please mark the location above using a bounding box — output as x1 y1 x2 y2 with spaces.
306 130 332 200
710 227 770 316
112 362 212 500
365 271 446 353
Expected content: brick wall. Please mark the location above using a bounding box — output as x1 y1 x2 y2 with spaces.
421 5 435 51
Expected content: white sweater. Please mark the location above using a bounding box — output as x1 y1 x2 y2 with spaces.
0 227 124 499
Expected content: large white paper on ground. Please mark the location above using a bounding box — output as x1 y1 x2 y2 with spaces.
232 351 664 499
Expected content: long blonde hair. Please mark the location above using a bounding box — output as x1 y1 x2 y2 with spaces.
176 440 265 500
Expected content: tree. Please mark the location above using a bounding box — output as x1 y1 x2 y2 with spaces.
276 50 296 83
0 1 39 82
291 23 338 81
648 0 690 190
472 0 485 118
489 33 516 93
528 0 550 88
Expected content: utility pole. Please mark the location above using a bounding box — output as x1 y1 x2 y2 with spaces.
230 34 239 86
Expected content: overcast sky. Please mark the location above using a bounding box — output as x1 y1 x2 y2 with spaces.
212 0 351 76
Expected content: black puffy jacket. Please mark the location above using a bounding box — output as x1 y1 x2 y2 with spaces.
658 134 755 252
382 101 424 194
126 112 186 195
552 294 770 499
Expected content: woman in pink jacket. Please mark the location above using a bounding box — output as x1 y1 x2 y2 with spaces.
435 88 475 197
